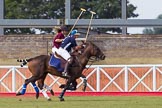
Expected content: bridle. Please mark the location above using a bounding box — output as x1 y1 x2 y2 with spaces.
82 43 101 70
72 41 104 72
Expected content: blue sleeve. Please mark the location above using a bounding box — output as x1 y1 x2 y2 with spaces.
70 37 77 47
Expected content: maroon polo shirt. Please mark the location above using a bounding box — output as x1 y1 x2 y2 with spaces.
52 33 65 48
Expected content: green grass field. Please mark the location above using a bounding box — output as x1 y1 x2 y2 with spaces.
1 96 162 108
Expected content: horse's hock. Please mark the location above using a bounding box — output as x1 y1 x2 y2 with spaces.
1 34 162 60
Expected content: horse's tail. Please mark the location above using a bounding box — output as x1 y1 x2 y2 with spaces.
17 58 32 67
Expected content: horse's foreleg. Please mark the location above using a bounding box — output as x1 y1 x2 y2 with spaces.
37 74 52 101
38 83 51 101
43 84 54 96
58 78 71 101
41 88 51 101
81 74 87 92
16 76 40 96
69 80 77 90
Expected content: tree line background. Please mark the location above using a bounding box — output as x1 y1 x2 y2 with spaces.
5 0 160 35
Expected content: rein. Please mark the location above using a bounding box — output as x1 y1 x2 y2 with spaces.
85 56 98 70
79 42 99 70
73 52 97 71
85 43 99 69
75 42 101 71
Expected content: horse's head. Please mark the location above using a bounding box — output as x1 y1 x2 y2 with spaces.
81 41 105 60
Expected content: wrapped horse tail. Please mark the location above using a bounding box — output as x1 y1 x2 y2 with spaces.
17 58 32 67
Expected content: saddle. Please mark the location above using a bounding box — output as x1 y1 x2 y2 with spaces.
49 52 66 72
49 52 81 72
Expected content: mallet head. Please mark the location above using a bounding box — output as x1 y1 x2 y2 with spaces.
81 8 86 12
90 11 96 14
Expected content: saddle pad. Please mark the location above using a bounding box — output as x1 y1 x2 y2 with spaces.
49 54 64 72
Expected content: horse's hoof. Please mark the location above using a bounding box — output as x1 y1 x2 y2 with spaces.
50 90 54 96
59 98 64 101
16 92 22 96
36 92 39 99
58 96 65 101
47 98 52 101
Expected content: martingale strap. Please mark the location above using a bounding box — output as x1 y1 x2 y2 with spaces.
85 56 97 70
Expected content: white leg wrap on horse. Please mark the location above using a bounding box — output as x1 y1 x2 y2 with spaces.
41 89 50 99
43 84 51 91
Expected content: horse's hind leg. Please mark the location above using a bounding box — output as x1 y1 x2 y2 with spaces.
43 84 54 96
16 76 40 96
16 79 28 96
31 82 39 99
40 73 54 96
58 78 72 101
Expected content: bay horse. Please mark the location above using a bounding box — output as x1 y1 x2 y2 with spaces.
16 41 105 101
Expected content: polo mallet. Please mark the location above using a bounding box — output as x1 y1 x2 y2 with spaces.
68 8 86 36
85 11 96 42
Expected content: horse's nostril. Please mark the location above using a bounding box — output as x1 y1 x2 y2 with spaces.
98 54 105 60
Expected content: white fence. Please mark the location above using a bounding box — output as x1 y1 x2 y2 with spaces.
1 65 162 92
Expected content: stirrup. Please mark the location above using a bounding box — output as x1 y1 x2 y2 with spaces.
62 72 70 77
62 72 67 76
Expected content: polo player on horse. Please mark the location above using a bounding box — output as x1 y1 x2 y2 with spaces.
56 29 82 77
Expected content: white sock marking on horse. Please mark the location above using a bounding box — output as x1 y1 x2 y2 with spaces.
41 89 50 100
43 84 51 91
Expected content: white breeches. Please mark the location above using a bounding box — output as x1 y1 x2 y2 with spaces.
52 47 58 53
57 47 71 61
